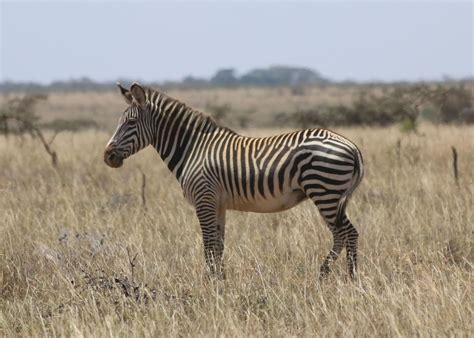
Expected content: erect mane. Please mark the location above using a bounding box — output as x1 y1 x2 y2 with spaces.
143 86 236 134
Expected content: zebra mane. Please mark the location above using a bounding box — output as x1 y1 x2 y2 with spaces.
144 86 236 135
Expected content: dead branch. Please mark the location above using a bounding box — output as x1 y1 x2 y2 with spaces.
31 124 58 167
126 247 138 283
5 116 58 167
451 146 459 188
0 94 58 167
141 171 147 211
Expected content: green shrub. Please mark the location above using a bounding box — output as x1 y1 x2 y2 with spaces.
399 116 418 133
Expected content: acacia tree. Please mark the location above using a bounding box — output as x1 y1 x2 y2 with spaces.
0 94 58 166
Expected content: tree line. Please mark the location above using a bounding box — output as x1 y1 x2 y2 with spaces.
0 66 328 92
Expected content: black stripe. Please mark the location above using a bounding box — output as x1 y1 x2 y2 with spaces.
248 142 256 199
302 173 351 186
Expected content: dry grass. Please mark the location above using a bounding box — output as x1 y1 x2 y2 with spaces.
0 85 364 130
3 83 472 130
0 124 473 336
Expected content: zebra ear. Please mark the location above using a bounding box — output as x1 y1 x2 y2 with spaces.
117 82 133 105
130 82 147 107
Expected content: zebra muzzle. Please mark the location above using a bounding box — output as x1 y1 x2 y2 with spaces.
104 147 124 168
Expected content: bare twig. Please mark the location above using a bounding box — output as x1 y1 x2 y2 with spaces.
48 130 60 146
396 138 401 163
451 146 459 188
126 247 138 283
140 171 147 211
31 124 58 167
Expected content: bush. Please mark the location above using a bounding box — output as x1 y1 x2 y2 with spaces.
290 85 306 96
399 116 418 133
0 94 46 135
0 94 58 166
458 108 474 124
285 84 473 129
205 102 232 124
429 85 472 123
41 118 99 132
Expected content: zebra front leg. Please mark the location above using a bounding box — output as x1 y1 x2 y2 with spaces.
196 205 226 279
202 233 225 279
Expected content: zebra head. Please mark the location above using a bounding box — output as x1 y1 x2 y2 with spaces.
104 82 152 168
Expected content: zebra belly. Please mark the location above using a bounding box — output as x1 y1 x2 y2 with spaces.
226 189 307 213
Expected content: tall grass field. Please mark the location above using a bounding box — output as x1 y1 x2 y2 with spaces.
0 121 472 335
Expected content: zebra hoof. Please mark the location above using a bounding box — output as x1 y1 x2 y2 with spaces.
318 265 331 281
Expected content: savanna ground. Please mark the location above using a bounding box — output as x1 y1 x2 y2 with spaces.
0 86 473 336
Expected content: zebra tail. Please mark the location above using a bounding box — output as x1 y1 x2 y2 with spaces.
334 147 364 228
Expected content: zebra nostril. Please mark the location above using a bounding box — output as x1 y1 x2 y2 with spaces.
104 149 124 168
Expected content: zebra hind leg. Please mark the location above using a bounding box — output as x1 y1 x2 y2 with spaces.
339 214 359 278
303 187 344 279
304 188 357 279
329 214 359 279
319 227 345 280
319 215 359 280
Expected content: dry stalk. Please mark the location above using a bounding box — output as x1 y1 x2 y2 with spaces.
141 171 147 211
126 247 138 283
451 146 459 188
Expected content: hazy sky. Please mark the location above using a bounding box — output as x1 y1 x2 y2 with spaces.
1 1 472 84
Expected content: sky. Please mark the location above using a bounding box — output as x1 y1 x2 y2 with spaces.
0 1 472 84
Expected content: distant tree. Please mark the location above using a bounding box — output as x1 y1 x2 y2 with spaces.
210 69 237 86
181 76 209 87
240 66 328 86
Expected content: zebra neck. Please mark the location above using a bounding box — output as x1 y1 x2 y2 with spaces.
149 94 232 180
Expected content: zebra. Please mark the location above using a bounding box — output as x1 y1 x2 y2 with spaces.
104 82 364 279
